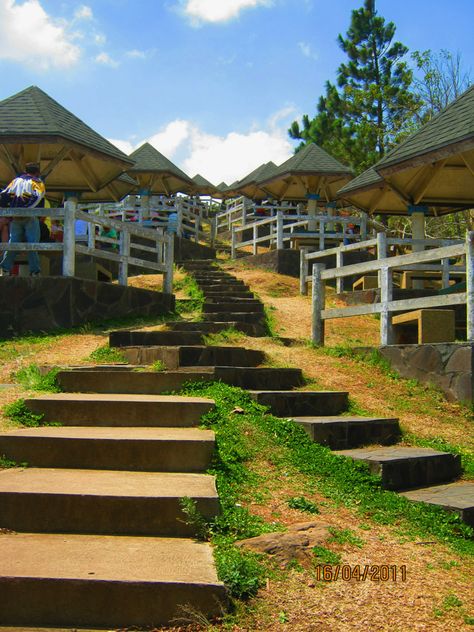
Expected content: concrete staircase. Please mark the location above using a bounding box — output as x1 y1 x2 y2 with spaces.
0 258 472 628
0 392 228 628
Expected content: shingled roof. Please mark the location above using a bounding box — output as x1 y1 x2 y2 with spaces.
377 84 474 174
128 143 193 182
192 173 217 193
337 167 383 196
264 142 352 181
0 86 133 165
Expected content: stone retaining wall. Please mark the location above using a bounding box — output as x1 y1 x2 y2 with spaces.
0 277 174 337
377 343 473 404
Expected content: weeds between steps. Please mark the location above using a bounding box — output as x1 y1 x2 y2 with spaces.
174 269 205 315
3 399 46 427
13 364 61 392
87 344 128 364
177 381 473 600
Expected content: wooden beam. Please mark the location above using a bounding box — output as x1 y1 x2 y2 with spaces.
368 185 388 213
410 160 447 205
0 144 20 174
107 180 120 202
461 151 474 179
384 176 413 204
43 146 71 179
71 151 101 191
160 175 171 196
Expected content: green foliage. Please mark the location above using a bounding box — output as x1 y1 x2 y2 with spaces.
88 344 128 364
312 546 342 566
179 497 211 541
0 455 27 468
150 359 166 372
181 381 474 557
3 399 45 427
327 527 364 548
287 496 320 514
203 327 245 346
13 364 61 392
174 271 204 315
322 345 400 380
289 0 419 171
213 537 265 600
263 305 278 338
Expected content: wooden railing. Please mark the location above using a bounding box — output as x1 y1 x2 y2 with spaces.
306 232 473 345
230 210 368 258
0 203 174 292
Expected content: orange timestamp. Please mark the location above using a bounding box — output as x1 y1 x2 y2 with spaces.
314 564 407 582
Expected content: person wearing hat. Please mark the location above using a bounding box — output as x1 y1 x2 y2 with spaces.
0 162 45 277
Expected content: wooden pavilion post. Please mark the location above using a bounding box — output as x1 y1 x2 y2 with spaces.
62 193 78 278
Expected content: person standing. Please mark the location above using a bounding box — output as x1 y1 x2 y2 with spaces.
0 162 45 276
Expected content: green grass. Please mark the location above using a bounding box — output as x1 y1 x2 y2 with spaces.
327 527 364 548
312 546 342 566
287 496 320 514
13 364 61 392
3 399 45 427
179 381 474 559
203 327 245 346
87 344 128 364
0 455 27 468
174 270 204 315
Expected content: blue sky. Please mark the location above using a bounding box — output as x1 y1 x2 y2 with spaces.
0 0 473 184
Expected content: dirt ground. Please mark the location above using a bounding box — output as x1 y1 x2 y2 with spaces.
0 264 473 631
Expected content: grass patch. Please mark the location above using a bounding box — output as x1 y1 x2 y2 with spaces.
322 345 400 380
327 527 364 548
3 399 45 427
13 364 61 392
174 270 204 315
263 305 278 337
203 327 245 346
87 344 128 364
287 496 320 514
179 381 474 559
0 455 27 468
312 545 342 566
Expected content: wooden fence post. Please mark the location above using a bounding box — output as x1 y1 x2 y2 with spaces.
118 229 130 286
210 217 217 248
377 231 387 286
300 247 309 295
467 231 473 342
380 265 393 345
360 212 368 240
62 197 77 277
177 199 183 238
336 249 343 294
276 210 284 250
163 232 174 294
253 224 258 255
311 263 325 345
231 227 236 260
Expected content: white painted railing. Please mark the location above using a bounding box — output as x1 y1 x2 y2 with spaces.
0 204 174 292
230 211 368 259
307 232 473 345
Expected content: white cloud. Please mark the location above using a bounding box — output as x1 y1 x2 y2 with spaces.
93 32 106 46
298 41 318 60
0 0 81 69
180 0 273 25
95 51 119 67
125 49 147 60
109 108 296 184
74 4 92 20
109 138 135 155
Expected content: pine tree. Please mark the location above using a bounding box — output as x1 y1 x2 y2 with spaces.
289 0 419 172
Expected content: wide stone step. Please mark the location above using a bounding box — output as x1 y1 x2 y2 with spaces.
25 393 214 427
202 290 256 299
203 301 264 313
196 281 248 289
110 330 203 347
400 481 474 526
0 468 219 536
0 426 215 472
292 416 401 449
203 311 265 323
165 320 268 336
335 446 462 491
0 533 227 628
249 390 349 416
116 345 266 368
214 367 304 390
57 368 214 393
198 284 250 293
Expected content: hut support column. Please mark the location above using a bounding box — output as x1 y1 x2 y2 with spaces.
410 206 428 290
63 193 78 278
306 194 320 232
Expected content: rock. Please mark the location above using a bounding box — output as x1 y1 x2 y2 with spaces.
235 521 331 567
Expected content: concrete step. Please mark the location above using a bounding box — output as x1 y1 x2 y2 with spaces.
335 446 462 491
165 320 268 336
214 367 304 390
203 301 264 313
292 416 401 449
0 468 219 536
0 533 227 628
24 393 214 427
180 259 218 267
57 367 214 393
195 280 248 288
249 390 349 417
116 345 266 368
203 311 265 323
202 290 256 299
0 426 215 472
198 284 250 292
110 330 204 347
400 481 474 526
